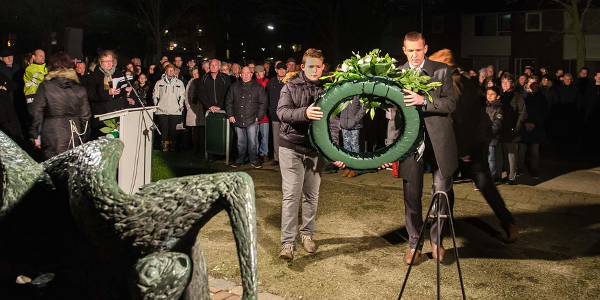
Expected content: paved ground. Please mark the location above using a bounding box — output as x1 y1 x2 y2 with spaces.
198 156 600 300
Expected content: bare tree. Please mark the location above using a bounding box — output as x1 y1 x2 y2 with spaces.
552 0 595 71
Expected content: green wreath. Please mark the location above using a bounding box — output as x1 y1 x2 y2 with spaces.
309 75 424 170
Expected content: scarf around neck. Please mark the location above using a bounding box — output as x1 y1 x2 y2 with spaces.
99 66 116 90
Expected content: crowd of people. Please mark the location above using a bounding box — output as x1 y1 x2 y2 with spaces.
1 32 598 264
464 63 600 184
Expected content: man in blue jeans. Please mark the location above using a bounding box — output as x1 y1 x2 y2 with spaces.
225 66 268 168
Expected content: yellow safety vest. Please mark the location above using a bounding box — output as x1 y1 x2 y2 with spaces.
24 63 48 99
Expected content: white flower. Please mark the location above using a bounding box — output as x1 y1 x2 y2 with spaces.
349 66 354 70
376 57 381 62
365 56 372 63
356 54 361 58
358 59 364 64
391 64 396 69
341 63 348 72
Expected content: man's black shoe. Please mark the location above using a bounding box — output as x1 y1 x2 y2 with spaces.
251 161 263 169
231 162 243 168
271 160 279 166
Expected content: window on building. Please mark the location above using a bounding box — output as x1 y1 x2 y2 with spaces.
474 14 511 36
497 14 511 35
526 12 542 32
432 16 444 34
474 15 496 36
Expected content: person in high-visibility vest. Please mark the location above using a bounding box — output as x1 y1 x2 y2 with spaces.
23 49 47 110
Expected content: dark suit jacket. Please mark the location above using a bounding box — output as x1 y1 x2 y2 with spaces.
399 57 458 180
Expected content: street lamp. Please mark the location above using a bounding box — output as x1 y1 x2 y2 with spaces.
267 25 274 30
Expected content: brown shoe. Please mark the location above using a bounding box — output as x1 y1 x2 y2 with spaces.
342 169 350 177
279 244 294 261
262 155 270 162
404 248 421 265
504 224 519 243
431 242 445 262
301 234 316 253
347 170 357 178
161 141 169 152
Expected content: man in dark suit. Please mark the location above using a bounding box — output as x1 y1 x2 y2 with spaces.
384 32 457 265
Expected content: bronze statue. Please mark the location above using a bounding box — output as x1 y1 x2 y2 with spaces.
0 131 258 300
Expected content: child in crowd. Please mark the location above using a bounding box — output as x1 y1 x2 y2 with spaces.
485 86 503 181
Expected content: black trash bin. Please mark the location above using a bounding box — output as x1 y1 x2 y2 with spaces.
205 110 232 164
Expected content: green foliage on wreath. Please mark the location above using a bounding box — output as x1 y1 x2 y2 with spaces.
320 49 442 118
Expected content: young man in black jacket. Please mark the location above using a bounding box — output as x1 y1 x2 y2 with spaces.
276 49 329 261
225 66 267 168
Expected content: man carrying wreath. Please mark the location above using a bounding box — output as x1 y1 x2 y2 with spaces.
383 32 458 265
277 48 344 261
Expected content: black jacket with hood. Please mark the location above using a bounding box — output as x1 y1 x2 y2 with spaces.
276 71 324 153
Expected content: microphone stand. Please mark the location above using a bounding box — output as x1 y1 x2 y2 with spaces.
121 72 161 136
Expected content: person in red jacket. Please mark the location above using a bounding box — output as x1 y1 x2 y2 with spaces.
254 65 270 162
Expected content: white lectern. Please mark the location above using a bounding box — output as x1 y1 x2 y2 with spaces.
95 107 157 194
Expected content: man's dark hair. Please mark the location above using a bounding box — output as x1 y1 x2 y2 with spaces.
581 67 589 72
47 51 74 71
500 72 515 82
486 86 501 97
302 48 324 64
404 31 425 45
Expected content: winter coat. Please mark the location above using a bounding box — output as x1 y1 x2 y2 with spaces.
256 77 270 124
397 58 458 180
86 68 128 120
267 76 285 122
540 84 558 110
0 61 20 82
449 68 487 156
339 95 365 130
133 81 151 106
185 79 205 126
485 100 503 147
195 72 231 110
499 88 527 143
277 70 324 153
0 72 21 138
556 83 582 107
521 90 548 144
225 80 267 127
153 76 185 115
29 68 91 160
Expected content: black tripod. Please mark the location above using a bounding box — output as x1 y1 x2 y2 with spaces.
398 191 466 300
